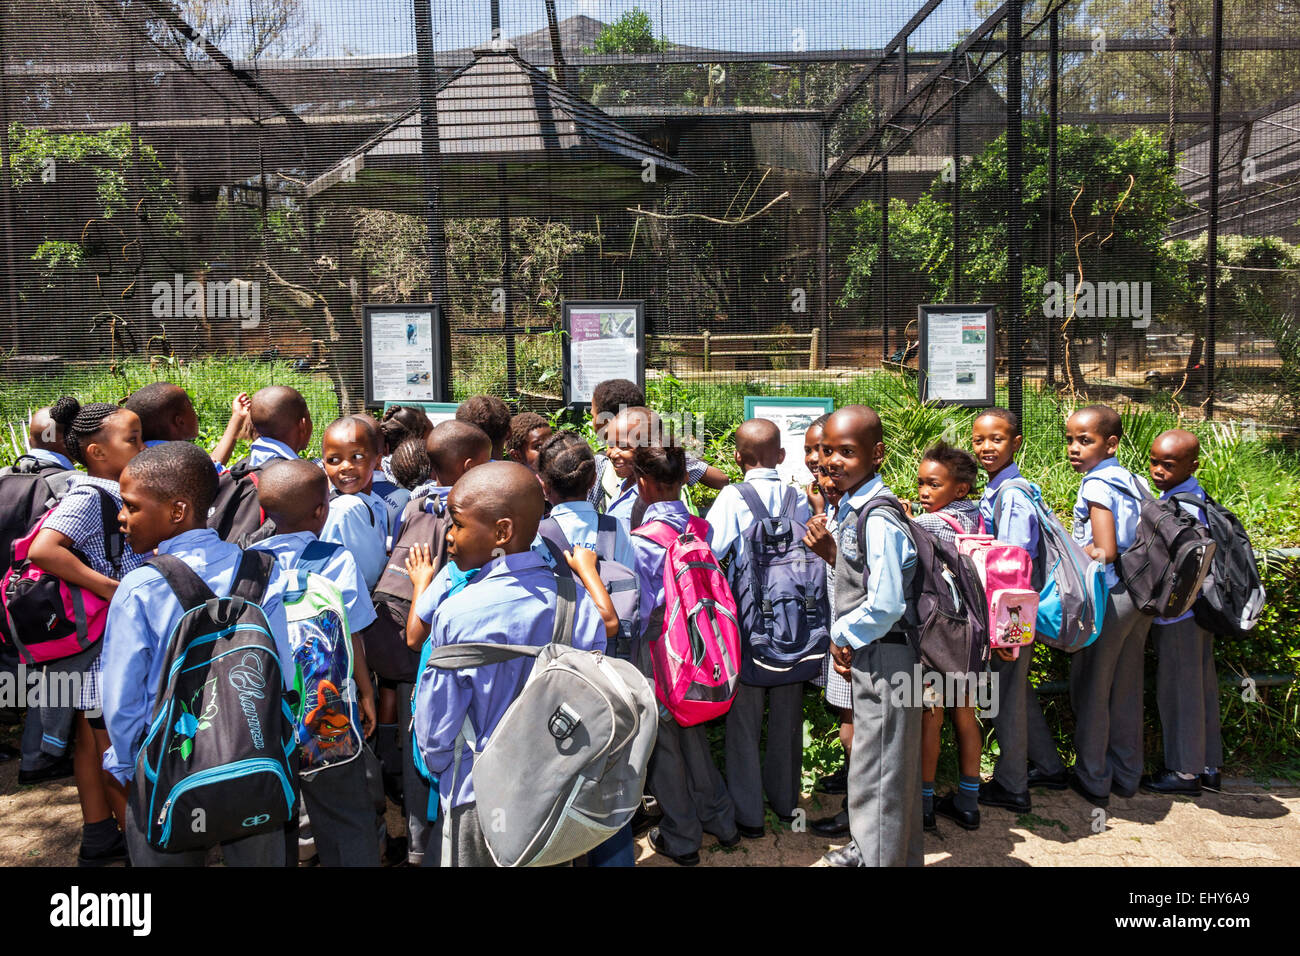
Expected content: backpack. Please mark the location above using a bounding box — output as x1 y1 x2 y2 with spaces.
207 458 274 546
0 455 78 576
0 486 122 665
632 514 741 726
133 549 298 852
282 540 362 777
729 484 829 686
1172 491 1266 638
855 496 987 677
368 494 451 682
536 513 641 662
986 478 1109 653
956 534 1038 658
1105 480 1217 619
426 567 658 867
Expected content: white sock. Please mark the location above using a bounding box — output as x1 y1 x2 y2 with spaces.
1176 771 1197 780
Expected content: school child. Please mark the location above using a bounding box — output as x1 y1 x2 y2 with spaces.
588 378 729 513
29 397 147 866
389 436 439 504
534 430 637 572
374 405 434 525
253 459 380 865
709 418 813 839
1065 404 1152 807
973 408 1068 813
908 442 983 831
806 405 921 867
804 414 853 817
101 441 296 867
409 462 608 866
632 439 739 865
319 417 390 591
1140 429 1221 796
244 385 313 468
426 420 492 501
455 395 512 461
506 412 552 472
123 381 250 467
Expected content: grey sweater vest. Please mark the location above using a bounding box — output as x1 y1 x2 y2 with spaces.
832 495 919 636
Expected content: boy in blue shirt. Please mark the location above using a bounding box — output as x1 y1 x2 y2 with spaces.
124 381 249 469
411 462 608 867
426 420 492 507
808 405 921 867
320 417 390 590
709 418 811 840
101 441 296 867
1065 405 1152 808
244 385 313 469
254 459 380 865
1140 429 1221 796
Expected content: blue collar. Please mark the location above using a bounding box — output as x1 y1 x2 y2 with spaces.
473 549 549 580
834 474 886 519
985 462 1024 491
743 467 782 483
1160 475 1203 499
550 500 597 519
643 499 689 523
157 527 222 556
251 437 298 460
27 448 74 470
1085 455 1123 477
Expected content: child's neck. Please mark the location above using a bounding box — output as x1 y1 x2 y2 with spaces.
741 461 778 477
841 470 877 499
87 465 121 482
987 461 1016 482
166 519 206 541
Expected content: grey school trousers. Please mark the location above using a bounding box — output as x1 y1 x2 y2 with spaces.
847 640 923 868
1153 617 1223 775
398 680 432 865
1069 585 1152 794
445 802 496 867
990 646 1066 793
725 681 804 827
648 715 738 857
124 789 286 867
299 753 380 867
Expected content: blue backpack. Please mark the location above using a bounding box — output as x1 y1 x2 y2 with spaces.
729 484 830 686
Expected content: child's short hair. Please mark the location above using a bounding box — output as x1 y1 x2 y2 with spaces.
633 442 687 486
390 437 432 489
455 395 511 450
810 413 831 429
1075 404 1123 441
380 405 433 454
257 458 328 526
592 379 646 417
921 440 978 491
427 420 491 478
251 386 309 444
323 415 380 455
537 430 596 499
124 441 219 516
123 382 192 442
507 412 549 459
976 406 1021 439
49 396 125 466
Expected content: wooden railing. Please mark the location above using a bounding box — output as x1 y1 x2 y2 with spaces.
649 328 821 371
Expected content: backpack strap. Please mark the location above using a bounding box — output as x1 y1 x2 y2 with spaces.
595 513 619 561
735 482 772 524
147 552 220 613
537 516 575 556
935 510 966 534
630 495 648 530
1100 475 1155 502
299 539 343 576
229 547 276 606
551 565 577 648
631 518 679 550
90 486 125 579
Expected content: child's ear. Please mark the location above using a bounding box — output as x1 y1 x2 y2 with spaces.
171 498 190 526
871 441 886 468
777 448 786 464
733 448 742 468
495 516 513 546
1012 434 1023 455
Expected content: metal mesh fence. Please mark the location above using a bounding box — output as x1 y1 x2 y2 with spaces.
2 0 1298 448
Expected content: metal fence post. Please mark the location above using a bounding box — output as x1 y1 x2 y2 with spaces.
1205 0 1223 420
1006 1 1025 424
1046 9 1059 388
881 153 890 361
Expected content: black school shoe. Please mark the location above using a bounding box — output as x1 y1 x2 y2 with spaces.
923 807 937 833
17 754 74 785
648 827 699 866
935 792 981 831
630 795 663 836
1140 769 1202 796
1027 765 1069 790
809 807 851 837
816 767 848 794
78 829 129 868
822 842 863 867
978 778 1031 813
1201 771 1222 792
737 823 765 840
1111 779 1139 798
1066 772 1110 809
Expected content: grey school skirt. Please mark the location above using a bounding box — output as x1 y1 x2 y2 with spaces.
815 564 853 710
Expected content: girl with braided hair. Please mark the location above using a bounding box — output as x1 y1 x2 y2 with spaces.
29 396 148 866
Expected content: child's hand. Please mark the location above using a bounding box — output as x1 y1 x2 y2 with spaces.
803 514 836 563
564 545 599 577
806 481 825 515
831 641 854 675
357 692 377 739
231 391 251 421
898 498 914 517
994 647 1018 663
405 543 437 592
1084 544 1107 563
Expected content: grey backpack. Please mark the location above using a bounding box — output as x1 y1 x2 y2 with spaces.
537 514 641 662
426 570 658 867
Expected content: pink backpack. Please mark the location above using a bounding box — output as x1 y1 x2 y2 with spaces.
634 515 741 726
956 534 1037 658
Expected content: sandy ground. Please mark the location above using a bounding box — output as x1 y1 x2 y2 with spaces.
3 755 1295 867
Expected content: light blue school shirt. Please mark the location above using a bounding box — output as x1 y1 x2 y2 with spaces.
605 478 641 529
27 447 74 470
321 491 390 591
1153 476 1209 626
828 475 917 650
413 551 606 809
100 528 293 784
531 499 638 570
979 463 1041 561
253 530 377 633
1071 455 1146 589
371 470 411 530
145 438 226 474
629 499 695 639
707 466 810 566
246 437 300 469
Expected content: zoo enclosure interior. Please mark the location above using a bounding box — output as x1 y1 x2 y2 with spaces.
1 0 1299 443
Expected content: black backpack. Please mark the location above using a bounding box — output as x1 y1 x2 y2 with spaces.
1173 492 1266 638
0 456 78 576
133 549 298 853
1108 481 1217 619
857 495 988 678
207 458 275 547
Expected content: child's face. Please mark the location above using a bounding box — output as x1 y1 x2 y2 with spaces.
972 414 1022 475
88 409 144 479
1149 438 1198 492
294 410 314 454
1066 412 1118 474
118 470 181 554
804 425 823 477
444 491 507 571
321 424 380 496
605 413 643 479
917 460 968 513
819 419 881 493
519 426 552 472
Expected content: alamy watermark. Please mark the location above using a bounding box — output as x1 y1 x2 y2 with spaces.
151 273 260 328
0 664 83 710
1042 273 1151 329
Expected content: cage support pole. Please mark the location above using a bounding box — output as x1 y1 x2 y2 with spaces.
881 154 890 362
0 16 18 351
818 122 829 369
952 89 961 301
413 0 450 399
1205 0 1223 419
1046 9 1059 387
1006 1 1025 424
